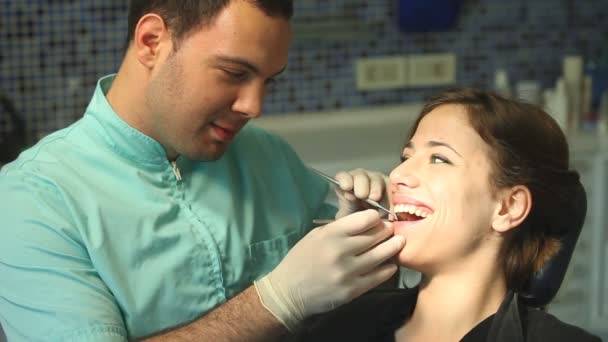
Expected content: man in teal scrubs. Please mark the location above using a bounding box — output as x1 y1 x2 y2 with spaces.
0 1 405 341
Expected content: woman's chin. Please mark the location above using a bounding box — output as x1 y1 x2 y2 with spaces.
395 246 415 267
395 244 431 272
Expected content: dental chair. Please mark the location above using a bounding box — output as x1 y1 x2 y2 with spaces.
519 174 587 308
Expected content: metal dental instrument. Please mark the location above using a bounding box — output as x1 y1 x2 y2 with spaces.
310 167 398 221
312 218 391 225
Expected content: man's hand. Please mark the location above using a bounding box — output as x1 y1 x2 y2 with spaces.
334 168 391 219
254 210 405 331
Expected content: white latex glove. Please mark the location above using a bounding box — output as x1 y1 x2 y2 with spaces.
254 210 405 331
334 168 391 220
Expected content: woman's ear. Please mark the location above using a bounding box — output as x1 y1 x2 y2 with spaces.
132 13 172 69
492 185 532 233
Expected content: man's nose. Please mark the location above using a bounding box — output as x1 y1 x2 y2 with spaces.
232 83 265 118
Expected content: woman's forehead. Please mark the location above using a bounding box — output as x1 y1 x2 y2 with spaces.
413 105 484 150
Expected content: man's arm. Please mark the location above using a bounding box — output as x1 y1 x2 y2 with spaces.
0 173 131 341
143 286 285 342
145 210 404 341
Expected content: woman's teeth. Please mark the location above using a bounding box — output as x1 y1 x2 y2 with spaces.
394 204 431 221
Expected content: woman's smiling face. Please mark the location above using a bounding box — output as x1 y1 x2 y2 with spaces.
389 104 501 273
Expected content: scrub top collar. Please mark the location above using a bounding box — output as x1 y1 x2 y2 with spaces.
84 74 171 166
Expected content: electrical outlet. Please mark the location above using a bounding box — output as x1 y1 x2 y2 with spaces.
355 56 407 91
407 53 456 87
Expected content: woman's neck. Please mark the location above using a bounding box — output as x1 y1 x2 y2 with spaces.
396 258 507 341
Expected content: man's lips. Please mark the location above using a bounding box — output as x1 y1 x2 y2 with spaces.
210 123 238 141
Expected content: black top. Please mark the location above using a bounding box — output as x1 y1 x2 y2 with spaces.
285 287 601 342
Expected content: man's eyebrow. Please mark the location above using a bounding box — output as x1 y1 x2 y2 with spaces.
403 140 462 157
215 55 286 78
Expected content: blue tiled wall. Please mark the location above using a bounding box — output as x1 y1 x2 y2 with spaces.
1 0 607 141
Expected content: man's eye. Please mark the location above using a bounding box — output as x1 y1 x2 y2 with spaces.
430 154 451 164
223 69 247 80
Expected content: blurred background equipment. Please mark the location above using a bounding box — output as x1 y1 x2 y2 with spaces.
0 94 27 166
397 0 460 32
2 1 608 144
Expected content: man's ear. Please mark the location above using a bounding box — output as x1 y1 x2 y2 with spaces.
133 13 172 69
492 185 532 233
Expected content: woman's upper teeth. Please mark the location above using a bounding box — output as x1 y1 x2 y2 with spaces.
394 204 431 218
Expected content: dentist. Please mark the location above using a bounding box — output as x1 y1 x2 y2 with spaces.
0 1 402 341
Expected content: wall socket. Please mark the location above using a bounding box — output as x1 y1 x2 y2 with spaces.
355 56 407 91
407 53 456 87
355 53 456 90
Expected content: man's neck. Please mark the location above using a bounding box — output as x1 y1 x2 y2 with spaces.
106 58 151 137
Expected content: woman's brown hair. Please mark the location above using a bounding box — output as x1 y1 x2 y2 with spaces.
407 88 585 292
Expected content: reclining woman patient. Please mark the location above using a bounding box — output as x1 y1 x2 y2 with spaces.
287 88 601 341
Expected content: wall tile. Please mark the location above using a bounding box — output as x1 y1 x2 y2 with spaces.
1 0 607 141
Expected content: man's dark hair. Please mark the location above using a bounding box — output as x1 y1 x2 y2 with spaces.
127 0 293 47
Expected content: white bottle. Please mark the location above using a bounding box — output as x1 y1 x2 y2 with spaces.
598 90 608 137
494 69 512 98
563 56 583 132
546 78 569 133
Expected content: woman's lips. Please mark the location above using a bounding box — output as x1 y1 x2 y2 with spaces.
391 195 433 234
391 194 433 212
394 217 426 227
393 218 426 237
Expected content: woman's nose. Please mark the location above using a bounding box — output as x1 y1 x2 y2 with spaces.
389 162 420 189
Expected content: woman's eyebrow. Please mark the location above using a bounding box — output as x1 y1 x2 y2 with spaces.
404 141 462 157
427 141 462 157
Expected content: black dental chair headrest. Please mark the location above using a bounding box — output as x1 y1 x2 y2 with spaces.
519 172 587 308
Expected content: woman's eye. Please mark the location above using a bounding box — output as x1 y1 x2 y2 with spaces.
431 154 451 164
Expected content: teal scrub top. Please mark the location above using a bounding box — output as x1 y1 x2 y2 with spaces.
0 75 336 341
